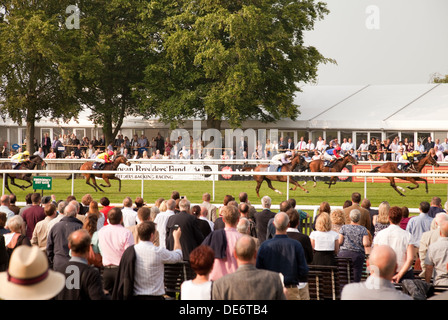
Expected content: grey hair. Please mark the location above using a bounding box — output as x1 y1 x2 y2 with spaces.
237 218 250 234
261 196 271 208
349 209 361 223
7 215 24 233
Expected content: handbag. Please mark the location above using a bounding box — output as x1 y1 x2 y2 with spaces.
88 245 103 268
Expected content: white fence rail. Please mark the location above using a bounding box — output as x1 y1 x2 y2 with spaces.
2 167 447 200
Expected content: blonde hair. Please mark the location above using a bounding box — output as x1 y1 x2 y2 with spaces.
315 212 332 232
377 201 390 224
330 209 345 225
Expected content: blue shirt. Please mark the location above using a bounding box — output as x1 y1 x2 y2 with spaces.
256 234 309 285
406 212 433 247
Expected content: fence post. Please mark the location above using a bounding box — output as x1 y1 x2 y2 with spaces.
364 176 367 199
286 176 290 200
212 172 216 202
2 173 5 195
71 173 74 195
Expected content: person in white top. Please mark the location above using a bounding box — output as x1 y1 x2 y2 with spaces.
309 212 339 266
373 206 415 283
154 199 176 248
295 137 307 151
132 220 183 298
121 196 137 227
181 245 215 300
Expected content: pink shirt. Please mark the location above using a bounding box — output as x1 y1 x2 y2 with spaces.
98 223 134 266
209 227 243 281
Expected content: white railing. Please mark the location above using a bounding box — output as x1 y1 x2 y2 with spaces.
2 167 446 200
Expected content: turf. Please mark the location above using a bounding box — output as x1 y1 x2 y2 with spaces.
3 175 447 214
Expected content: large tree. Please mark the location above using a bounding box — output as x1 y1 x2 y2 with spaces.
138 0 333 130
0 1 80 153
52 0 148 146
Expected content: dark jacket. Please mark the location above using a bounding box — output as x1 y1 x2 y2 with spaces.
56 259 110 300
46 216 83 272
254 209 276 244
165 211 204 261
202 229 227 259
112 245 136 300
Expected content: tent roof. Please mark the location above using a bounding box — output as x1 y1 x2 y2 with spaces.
284 83 448 131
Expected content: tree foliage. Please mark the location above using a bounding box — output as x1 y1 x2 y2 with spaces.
138 0 333 129
51 0 148 146
0 0 80 152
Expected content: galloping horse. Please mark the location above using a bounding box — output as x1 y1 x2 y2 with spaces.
75 155 130 192
306 154 358 188
370 149 439 197
243 153 310 197
0 155 46 194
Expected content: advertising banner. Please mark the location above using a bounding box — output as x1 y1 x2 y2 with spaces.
116 163 218 180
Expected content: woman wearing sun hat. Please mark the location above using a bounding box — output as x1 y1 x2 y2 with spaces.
0 245 65 300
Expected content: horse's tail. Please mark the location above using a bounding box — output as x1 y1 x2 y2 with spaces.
370 166 380 173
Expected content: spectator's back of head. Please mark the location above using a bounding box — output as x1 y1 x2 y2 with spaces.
369 245 397 280
68 229 91 255
234 235 257 263
166 199 176 211
239 192 248 203
171 191 180 200
286 209 300 229
280 200 291 213
351 192 361 204
222 205 240 227
202 193 211 202
137 207 151 222
100 197 110 207
261 196 271 209
123 196 133 208
179 199 190 212
273 212 289 232
189 245 215 276
108 207 123 225
44 203 56 217
237 218 250 234
64 203 78 218
31 192 41 204
137 220 156 241
388 206 403 225
420 201 430 214
238 203 249 216
349 209 361 223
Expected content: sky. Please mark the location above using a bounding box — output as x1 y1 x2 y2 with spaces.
303 0 448 85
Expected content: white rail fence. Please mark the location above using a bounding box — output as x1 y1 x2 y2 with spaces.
2 168 447 200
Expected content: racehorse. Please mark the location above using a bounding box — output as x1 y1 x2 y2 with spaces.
306 154 358 188
370 149 439 197
0 155 46 194
74 155 130 192
243 153 310 197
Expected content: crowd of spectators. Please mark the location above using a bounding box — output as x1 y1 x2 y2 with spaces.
0 189 448 300
3 132 448 163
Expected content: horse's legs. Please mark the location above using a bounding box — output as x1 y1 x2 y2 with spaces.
4 176 13 194
407 177 428 193
255 179 263 197
9 177 26 190
265 178 282 195
289 177 309 193
388 177 406 197
100 177 112 188
85 175 102 192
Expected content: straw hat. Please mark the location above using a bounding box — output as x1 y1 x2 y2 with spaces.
0 245 65 300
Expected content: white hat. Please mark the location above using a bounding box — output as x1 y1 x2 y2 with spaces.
0 245 65 300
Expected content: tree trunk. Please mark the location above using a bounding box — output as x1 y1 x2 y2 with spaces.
26 117 36 154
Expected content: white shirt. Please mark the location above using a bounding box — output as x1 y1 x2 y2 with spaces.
373 224 413 272
154 210 175 248
309 230 339 251
181 280 212 300
133 241 182 296
121 207 137 227
295 140 307 150
0 205 14 223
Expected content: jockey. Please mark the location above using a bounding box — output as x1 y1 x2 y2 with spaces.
94 150 114 169
323 145 342 167
271 151 293 172
11 150 30 169
399 150 420 172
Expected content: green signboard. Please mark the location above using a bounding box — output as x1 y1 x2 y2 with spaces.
33 176 52 190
